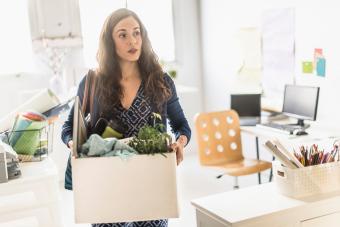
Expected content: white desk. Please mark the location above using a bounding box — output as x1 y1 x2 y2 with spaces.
241 124 340 143
0 158 62 227
192 182 340 227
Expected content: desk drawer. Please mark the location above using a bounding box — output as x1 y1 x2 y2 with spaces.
196 210 229 227
301 212 340 227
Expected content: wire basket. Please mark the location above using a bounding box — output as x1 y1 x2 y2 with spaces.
273 160 340 198
0 123 54 162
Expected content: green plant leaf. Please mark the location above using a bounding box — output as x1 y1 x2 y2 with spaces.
128 124 171 154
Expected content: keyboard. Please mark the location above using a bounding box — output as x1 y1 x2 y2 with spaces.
257 122 302 134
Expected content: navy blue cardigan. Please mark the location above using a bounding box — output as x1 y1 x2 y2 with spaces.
61 73 191 190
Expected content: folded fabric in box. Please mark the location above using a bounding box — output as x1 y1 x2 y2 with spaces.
80 134 136 158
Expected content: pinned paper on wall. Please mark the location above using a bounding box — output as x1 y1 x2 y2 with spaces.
316 57 326 77
301 48 326 77
262 8 295 95
314 48 323 69
302 61 313 73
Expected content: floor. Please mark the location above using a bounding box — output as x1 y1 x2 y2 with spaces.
59 149 271 227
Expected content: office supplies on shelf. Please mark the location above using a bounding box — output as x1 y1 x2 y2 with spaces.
42 96 74 119
273 160 340 198
0 150 7 183
293 141 339 167
8 112 47 156
264 141 298 169
1 111 54 162
0 88 60 133
268 138 340 169
272 140 304 168
0 141 21 183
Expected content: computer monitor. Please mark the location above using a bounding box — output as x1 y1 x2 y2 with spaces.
282 84 320 127
230 94 261 117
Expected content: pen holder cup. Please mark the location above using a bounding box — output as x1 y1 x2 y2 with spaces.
273 161 340 199
0 123 54 162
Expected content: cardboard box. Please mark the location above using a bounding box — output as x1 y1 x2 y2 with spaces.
72 152 178 223
71 97 178 223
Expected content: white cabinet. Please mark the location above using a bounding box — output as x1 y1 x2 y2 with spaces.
301 212 340 227
0 158 62 227
28 0 82 40
192 183 340 227
196 210 228 227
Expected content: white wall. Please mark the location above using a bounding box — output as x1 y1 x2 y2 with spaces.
200 0 340 129
294 2 340 129
200 0 293 111
172 0 204 152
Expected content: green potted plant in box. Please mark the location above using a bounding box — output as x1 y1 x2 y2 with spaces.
128 113 172 155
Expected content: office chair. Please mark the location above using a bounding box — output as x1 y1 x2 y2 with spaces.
194 110 272 189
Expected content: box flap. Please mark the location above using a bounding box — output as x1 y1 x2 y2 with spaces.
72 96 87 158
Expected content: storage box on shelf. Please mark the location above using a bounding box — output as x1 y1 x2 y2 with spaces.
273 160 340 198
1 123 54 162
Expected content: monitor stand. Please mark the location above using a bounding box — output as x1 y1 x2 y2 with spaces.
286 120 309 136
289 119 310 130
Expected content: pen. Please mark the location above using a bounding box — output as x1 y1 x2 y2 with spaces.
314 153 319 165
322 153 328 164
293 141 340 166
318 152 323 164
306 147 309 166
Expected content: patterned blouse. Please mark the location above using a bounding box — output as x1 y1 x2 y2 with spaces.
115 83 152 138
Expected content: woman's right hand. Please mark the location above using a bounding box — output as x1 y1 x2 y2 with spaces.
68 140 75 157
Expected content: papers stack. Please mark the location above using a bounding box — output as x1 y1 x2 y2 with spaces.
264 140 303 169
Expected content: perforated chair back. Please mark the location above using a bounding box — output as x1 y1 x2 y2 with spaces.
194 110 244 166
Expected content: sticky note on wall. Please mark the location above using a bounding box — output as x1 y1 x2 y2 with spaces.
316 57 326 77
302 61 313 73
314 48 323 69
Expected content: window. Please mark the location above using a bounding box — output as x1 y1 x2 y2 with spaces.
0 1 36 74
79 0 175 68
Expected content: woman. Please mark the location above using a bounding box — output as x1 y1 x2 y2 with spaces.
61 8 191 227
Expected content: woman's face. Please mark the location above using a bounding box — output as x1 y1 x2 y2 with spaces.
112 16 142 63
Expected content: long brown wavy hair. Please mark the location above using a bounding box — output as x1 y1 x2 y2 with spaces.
95 8 171 118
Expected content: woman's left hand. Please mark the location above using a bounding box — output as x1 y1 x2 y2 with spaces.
170 135 187 165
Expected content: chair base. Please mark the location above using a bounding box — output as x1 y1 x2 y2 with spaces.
233 176 239 189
